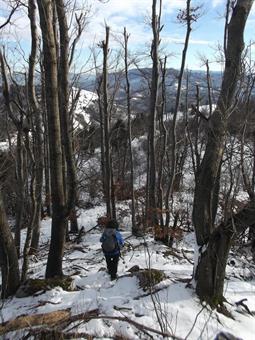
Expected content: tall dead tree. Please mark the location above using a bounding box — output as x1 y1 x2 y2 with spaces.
100 26 116 219
157 56 167 229
123 28 136 234
147 0 161 227
37 0 67 278
192 0 254 305
164 0 199 229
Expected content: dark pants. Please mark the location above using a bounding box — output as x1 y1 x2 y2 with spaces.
105 254 119 279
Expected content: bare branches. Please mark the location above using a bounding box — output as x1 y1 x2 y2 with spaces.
69 12 87 67
0 1 20 30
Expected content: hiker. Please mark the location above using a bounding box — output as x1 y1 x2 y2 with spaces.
100 219 124 280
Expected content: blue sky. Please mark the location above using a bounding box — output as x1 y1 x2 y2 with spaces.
0 0 255 71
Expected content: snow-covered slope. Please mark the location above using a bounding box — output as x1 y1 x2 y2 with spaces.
72 88 98 129
1 205 255 339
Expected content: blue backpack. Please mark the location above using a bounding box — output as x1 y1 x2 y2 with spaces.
102 229 118 253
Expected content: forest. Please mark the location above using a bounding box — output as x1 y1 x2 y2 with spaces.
0 0 255 339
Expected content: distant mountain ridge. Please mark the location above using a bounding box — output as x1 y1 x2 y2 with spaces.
75 67 222 94
0 68 222 108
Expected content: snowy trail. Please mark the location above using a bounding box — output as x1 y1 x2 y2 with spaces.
1 206 255 339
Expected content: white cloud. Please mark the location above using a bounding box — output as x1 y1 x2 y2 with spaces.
212 0 224 8
162 36 211 45
92 0 186 19
81 0 188 49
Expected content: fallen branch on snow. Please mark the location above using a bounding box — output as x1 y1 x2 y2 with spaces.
0 309 72 336
0 308 183 339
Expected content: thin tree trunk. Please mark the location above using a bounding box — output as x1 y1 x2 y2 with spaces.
97 77 106 199
22 0 44 280
37 0 66 278
165 0 192 229
102 26 114 218
28 0 43 255
0 50 25 258
15 128 25 258
22 132 36 281
157 57 167 228
124 28 136 234
147 0 161 228
40 62 52 217
0 190 20 298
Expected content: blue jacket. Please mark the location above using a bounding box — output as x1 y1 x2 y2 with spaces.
100 228 124 256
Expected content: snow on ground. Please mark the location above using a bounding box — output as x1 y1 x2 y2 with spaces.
1 205 255 339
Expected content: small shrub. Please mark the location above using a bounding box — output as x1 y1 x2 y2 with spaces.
135 269 166 291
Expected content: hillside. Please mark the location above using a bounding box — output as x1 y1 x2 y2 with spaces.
0 205 254 339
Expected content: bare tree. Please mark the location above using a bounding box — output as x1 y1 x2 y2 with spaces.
164 0 200 229
37 0 67 278
123 27 136 234
21 0 44 280
192 0 254 305
0 50 27 258
147 0 162 228
99 25 116 219
55 0 79 233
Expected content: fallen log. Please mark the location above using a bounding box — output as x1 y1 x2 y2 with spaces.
0 308 182 339
0 309 71 336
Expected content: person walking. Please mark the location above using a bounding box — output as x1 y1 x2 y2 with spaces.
100 219 124 280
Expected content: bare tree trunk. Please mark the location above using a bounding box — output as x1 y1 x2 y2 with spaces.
165 0 193 229
196 200 255 304
40 62 52 217
22 132 36 281
192 0 254 304
15 128 25 258
55 0 79 233
157 57 167 228
37 0 66 278
147 0 161 228
0 50 26 258
22 0 44 280
28 0 43 255
101 26 115 218
0 190 20 298
97 77 107 199
124 28 136 234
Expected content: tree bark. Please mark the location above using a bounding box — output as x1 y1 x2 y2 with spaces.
55 0 79 233
22 0 44 279
101 26 115 219
37 0 67 278
0 190 20 298
165 0 192 229
192 0 254 304
124 28 136 234
0 50 26 258
157 57 167 229
147 0 161 228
